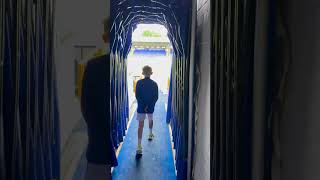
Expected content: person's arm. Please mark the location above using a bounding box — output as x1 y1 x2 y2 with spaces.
80 62 91 118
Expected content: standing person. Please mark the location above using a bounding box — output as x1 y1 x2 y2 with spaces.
135 65 159 158
81 18 117 180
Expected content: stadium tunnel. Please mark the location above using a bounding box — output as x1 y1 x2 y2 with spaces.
4 0 320 180
109 0 194 179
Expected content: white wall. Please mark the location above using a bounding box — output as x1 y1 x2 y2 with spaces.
54 0 109 151
281 1 320 180
193 0 211 179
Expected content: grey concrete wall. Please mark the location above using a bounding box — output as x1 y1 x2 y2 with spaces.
54 0 109 151
193 0 211 179
281 1 320 180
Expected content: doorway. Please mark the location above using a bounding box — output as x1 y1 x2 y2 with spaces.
112 24 176 179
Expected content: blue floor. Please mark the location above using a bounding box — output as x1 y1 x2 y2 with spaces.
72 92 176 180
112 92 176 180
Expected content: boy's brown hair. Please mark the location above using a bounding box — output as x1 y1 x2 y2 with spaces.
142 66 153 77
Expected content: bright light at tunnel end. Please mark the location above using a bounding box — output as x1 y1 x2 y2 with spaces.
132 24 170 43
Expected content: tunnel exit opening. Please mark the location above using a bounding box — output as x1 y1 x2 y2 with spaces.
111 23 178 178
127 23 173 108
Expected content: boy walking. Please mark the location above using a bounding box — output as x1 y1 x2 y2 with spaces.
135 65 159 157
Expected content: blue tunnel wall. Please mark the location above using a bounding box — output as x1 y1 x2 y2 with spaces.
0 0 60 180
110 0 193 179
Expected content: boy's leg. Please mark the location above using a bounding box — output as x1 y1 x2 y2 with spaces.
147 114 154 140
137 113 145 154
138 120 144 146
148 114 153 134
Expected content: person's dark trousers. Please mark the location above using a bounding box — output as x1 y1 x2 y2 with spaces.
85 163 112 180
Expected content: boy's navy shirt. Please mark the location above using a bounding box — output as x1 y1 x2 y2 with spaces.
135 77 159 113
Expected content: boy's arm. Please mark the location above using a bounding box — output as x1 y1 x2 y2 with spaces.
136 82 150 112
81 63 91 117
154 83 159 103
135 81 144 104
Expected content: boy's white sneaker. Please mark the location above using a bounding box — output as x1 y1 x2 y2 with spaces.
148 133 155 141
136 145 143 159
136 145 143 154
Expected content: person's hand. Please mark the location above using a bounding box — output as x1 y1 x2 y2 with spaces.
144 106 148 112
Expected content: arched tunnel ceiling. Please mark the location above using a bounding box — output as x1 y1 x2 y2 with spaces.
110 0 192 59
109 1 193 179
